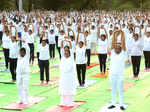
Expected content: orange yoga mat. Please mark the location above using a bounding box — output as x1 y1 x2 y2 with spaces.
90 72 109 78
107 82 136 91
1 96 46 111
86 63 99 69
47 101 86 112
33 77 59 86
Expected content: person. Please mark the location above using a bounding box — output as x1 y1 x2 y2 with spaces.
76 31 87 87
0 20 3 46
85 30 91 66
59 49 77 107
108 43 126 111
97 26 108 74
143 26 150 70
48 29 56 59
9 26 19 82
129 28 143 80
16 39 30 105
39 32 50 85
27 25 35 66
2 25 11 72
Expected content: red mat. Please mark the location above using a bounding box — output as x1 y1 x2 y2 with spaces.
33 77 59 86
0 50 3 52
86 63 99 69
47 101 86 112
1 96 46 111
107 82 136 91
90 72 109 78
91 53 98 56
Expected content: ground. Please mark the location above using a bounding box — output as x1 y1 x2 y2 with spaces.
0 44 150 112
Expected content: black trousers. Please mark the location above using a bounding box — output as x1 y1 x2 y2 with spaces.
0 31 3 46
49 44 55 58
55 36 58 49
76 64 86 86
37 52 40 67
58 47 61 59
86 49 91 66
28 43 34 62
98 54 107 73
9 58 17 80
3 48 9 69
39 60 49 82
144 51 150 69
131 56 141 77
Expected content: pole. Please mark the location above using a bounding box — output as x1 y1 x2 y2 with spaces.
19 0 22 11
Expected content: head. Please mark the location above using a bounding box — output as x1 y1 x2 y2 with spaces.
29 30 32 35
42 40 47 47
146 32 150 37
64 46 70 51
133 33 139 41
85 31 89 37
101 34 106 41
64 49 70 58
129 27 134 33
20 48 26 57
11 36 16 42
114 43 122 54
60 30 64 35
79 41 84 48
109 30 113 35
50 29 54 34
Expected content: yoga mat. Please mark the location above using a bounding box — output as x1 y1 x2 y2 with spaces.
1 96 46 111
107 82 136 91
99 103 129 112
86 63 99 69
143 68 150 72
90 72 109 78
91 53 98 56
127 72 149 80
0 81 15 84
33 77 59 86
77 80 97 89
0 94 5 97
47 101 86 112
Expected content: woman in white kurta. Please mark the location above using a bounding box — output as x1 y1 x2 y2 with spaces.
59 49 77 107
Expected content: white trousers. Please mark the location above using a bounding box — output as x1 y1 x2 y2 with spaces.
60 95 74 106
91 42 97 54
17 74 29 104
109 74 124 105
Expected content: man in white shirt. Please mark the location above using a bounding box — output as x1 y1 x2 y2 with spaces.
108 43 126 111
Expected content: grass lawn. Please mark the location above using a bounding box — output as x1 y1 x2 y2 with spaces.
0 46 150 112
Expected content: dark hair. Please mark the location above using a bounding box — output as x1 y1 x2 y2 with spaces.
79 41 84 45
101 34 106 41
64 46 70 50
20 48 26 54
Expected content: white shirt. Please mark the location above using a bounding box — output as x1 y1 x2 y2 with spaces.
86 35 91 49
39 44 50 60
0 24 3 31
16 43 30 75
2 34 11 49
97 38 108 54
58 34 64 47
109 50 126 75
27 33 35 44
143 36 150 51
76 46 86 64
48 33 55 44
130 38 143 56
9 41 19 59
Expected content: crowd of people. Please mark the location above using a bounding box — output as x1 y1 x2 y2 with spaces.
0 10 150 110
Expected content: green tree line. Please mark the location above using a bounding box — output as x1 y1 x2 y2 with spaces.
0 0 150 11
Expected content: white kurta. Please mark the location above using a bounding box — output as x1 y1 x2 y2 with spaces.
59 57 77 95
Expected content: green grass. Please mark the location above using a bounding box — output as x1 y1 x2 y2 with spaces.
0 48 150 112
